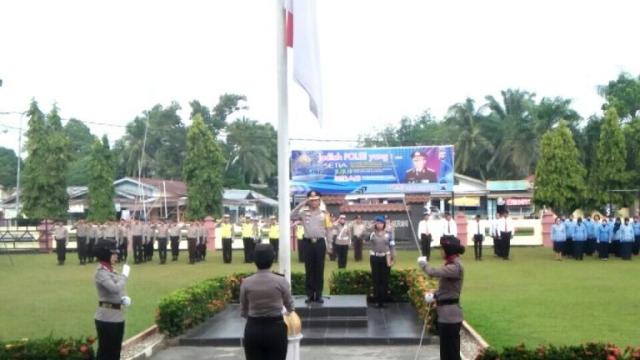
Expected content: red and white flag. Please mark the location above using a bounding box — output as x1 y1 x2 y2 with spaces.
285 0 323 121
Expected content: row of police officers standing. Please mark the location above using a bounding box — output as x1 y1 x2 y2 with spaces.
552 214 640 260
53 219 210 266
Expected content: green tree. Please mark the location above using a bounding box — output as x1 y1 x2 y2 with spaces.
22 102 71 219
623 117 640 187
183 114 225 219
115 103 186 179
591 108 629 206
485 89 538 179
0 147 20 188
534 122 586 214
210 94 247 135
446 99 494 179
598 73 640 121
64 118 97 186
88 135 115 222
225 117 277 186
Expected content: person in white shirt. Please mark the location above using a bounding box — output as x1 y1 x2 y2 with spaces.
440 212 457 243
472 215 484 261
497 211 514 260
417 212 433 260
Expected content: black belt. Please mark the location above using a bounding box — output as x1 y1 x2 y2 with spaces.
247 316 283 323
304 237 325 244
436 298 459 306
98 301 121 310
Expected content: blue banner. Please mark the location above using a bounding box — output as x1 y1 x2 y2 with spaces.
291 146 454 194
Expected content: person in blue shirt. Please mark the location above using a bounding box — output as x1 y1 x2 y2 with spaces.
596 218 612 260
551 217 566 261
563 215 576 258
611 217 622 257
632 215 640 256
584 215 597 257
619 218 635 260
573 217 587 260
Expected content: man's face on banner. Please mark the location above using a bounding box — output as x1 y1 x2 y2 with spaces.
412 154 425 171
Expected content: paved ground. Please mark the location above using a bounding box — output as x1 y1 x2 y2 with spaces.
150 345 440 360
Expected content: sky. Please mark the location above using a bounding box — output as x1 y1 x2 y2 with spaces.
1 0 639 156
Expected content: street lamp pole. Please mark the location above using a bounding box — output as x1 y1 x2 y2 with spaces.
16 113 23 219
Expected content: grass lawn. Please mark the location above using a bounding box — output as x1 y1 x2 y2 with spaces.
0 247 638 348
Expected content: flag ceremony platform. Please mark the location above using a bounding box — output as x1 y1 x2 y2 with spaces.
179 295 438 346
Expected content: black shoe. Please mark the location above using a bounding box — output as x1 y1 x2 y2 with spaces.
376 302 386 308
305 298 313 304
315 297 324 304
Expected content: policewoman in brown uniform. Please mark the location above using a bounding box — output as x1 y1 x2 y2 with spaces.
240 244 295 360
93 240 131 360
418 237 465 360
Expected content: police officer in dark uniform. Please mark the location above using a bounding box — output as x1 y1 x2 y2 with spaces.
291 190 332 303
93 239 131 360
472 215 484 260
240 244 294 360
405 151 437 183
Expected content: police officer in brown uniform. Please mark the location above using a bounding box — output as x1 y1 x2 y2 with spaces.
333 214 352 269
130 220 144 264
240 244 294 360
93 239 131 360
74 220 88 265
53 222 68 265
156 221 169 264
418 237 465 360
186 222 199 264
168 221 183 261
291 190 332 303
366 216 396 308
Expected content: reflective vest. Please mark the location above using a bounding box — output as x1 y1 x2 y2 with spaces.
269 224 279 239
220 223 233 238
241 223 254 238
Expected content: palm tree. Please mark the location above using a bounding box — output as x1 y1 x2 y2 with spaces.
485 89 538 179
225 117 276 185
446 98 494 179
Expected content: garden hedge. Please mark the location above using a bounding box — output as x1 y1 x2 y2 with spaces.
477 342 640 360
0 336 95 360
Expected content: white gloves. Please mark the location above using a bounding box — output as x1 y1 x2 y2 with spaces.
417 256 428 267
424 292 435 304
121 296 132 307
122 264 131 278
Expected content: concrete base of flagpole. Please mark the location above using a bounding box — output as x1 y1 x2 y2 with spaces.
286 334 303 360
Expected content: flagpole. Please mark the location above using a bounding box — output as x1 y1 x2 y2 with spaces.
276 0 292 283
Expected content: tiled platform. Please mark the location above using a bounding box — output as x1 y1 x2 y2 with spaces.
179 295 438 346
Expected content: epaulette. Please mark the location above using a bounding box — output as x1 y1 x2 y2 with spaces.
272 271 285 277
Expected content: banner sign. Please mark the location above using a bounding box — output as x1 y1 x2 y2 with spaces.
290 146 454 194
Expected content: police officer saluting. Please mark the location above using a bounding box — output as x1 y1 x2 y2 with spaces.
291 190 332 303
93 239 131 360
240 244 294 360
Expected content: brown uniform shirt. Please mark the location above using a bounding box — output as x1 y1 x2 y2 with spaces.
240 270 295 318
